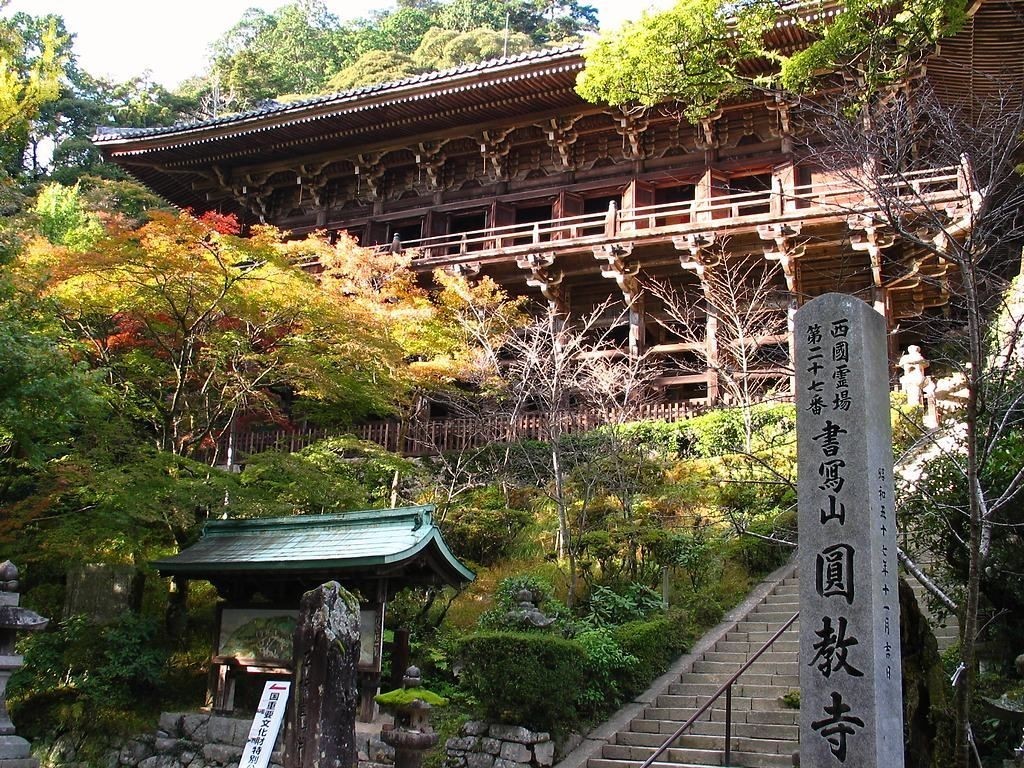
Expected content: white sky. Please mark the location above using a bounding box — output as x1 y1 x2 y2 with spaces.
4 0 673 89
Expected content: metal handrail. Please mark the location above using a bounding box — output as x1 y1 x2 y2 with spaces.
638 610 800 768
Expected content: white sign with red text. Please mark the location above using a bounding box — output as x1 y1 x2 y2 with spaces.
238 681 291 768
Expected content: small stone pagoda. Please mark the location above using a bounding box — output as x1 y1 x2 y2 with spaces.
0 561 48 768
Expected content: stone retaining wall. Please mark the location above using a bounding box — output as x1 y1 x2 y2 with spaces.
444 723 555 768
112 713 393 768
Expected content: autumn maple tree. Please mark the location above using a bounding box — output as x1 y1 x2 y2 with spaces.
17 210 405 461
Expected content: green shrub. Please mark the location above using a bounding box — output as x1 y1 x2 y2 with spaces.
679 589 725 628
611 403 796 459
725 511 795 575
612 612 689 696
575 627 638 714
440 489 532 565
457 632 587 731
583 583 663 627
9 613 168 742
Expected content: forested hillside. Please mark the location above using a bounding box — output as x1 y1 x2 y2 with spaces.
3 0 598 186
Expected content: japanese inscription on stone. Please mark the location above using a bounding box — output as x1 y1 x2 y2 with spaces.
796 293 904 767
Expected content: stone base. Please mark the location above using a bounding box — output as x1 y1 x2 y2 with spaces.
0 735 31 760
0 758 39 768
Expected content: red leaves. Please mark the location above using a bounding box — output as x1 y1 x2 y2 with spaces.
104 313 148 352
197 211 242 236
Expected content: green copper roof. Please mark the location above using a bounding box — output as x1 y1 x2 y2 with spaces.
152 506 474 585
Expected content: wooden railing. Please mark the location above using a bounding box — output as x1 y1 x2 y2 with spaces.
376 165 967 266
218 399 705 462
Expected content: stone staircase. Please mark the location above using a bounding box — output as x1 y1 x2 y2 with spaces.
574 563 957 768
588 574 801 768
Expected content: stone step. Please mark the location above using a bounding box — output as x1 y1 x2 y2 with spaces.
601 744 794 768
702 651 797 666
761 594 799 605
635 707 799 731
617 720 798 745
691 660 798 677
725 630 800 644
713 639 799 654
746 610 799 624
590 758 714 768
667 684 794 704
674 671 799 689
731 620 801 634
649 697 793 717
675 733 796 756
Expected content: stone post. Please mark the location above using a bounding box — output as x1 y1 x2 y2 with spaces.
795 294 904 767
0 561 49 768
284 582 360 768
898 345 931 407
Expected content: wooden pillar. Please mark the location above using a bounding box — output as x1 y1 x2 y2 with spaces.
594 243 645 357
516 251 567 316
673 233 722 406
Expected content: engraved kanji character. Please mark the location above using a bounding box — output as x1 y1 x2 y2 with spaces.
807 360 825 376
832 341 850 362
831 319 850 338
818 459 846 493
808 380 825 393
809 616 864 678
819 495 846 525
833 364 850 388
832 390 852 411
807 324 823 344
807 394 826 415
812 691 864 762
813 420 847 457
816 544 855 604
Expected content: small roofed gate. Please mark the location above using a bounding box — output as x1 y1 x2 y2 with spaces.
151 506 474 720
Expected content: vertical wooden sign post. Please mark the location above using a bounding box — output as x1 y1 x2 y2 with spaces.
795 293 904 767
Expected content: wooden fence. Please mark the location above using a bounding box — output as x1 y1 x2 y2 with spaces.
218 399 705 461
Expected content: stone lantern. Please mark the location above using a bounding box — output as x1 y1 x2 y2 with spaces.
379 667 444 768
0 561 49 768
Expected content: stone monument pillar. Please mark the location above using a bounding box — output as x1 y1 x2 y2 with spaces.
0 561 49 768
795 294 904 767
283 582 360 768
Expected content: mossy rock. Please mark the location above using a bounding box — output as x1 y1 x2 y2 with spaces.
375 687 448 708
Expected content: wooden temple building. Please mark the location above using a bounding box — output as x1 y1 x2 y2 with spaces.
94 0 1022 411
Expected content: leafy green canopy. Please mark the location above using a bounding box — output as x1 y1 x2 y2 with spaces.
0 5 64 174
577 0 967 119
